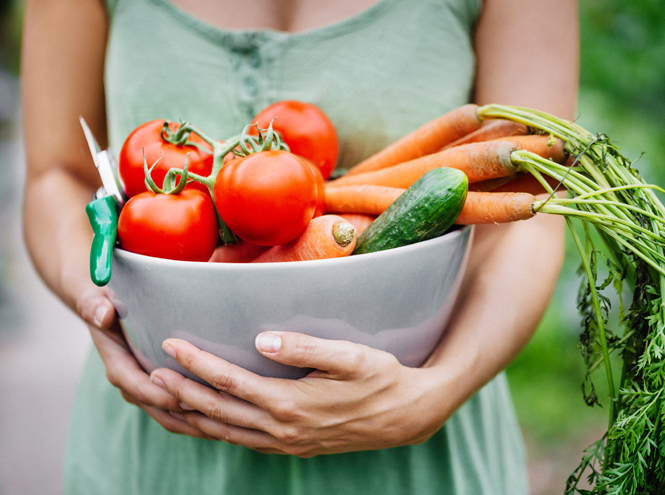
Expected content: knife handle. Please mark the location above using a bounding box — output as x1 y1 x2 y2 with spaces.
85 196 119 287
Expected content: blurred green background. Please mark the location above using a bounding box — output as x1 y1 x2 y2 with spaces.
1 1 664 494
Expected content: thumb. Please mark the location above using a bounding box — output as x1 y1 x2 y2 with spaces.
254 331 371 378
77 287 116 329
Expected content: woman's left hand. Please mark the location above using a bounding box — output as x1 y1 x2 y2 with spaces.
149 332 449 457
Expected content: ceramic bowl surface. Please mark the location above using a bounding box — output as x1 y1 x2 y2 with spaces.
108 226 472 381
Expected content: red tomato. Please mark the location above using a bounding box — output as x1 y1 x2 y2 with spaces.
252 100 339 180
214 151 317 246
117 189 219 262
300 157 326 217
118 120 213 198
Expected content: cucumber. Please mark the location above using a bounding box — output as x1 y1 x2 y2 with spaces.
352 167 468 255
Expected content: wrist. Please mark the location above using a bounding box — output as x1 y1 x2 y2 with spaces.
417 342 483 423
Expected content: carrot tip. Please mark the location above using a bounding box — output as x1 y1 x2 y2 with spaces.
332 222 356 247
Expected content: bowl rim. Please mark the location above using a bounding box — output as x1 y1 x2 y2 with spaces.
113 225 472 271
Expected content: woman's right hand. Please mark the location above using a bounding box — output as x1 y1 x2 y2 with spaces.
77 287 214 440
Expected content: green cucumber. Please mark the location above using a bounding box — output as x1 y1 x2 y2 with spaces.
352 167 468 255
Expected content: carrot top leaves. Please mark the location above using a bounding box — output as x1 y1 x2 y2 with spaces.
479 104 665 495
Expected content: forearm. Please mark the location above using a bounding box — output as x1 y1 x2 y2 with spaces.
422 214 564 417
412 0 579 423
23 167 98 312
21 0 110 312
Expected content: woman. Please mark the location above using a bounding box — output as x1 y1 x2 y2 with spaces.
22 0 578 493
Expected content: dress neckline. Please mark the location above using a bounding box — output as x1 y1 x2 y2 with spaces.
150 0 400 45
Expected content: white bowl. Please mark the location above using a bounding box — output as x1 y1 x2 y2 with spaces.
107 226 473 381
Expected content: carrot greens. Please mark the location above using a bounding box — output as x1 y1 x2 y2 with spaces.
478 104 665 494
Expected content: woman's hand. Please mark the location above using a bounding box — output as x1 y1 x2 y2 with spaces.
150 333 453 456
77 287 214 440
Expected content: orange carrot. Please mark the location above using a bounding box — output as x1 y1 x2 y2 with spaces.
487 173 565 196
251 215 357 263
454 191 536 224
209 240 269 263
324 184 405 216
330 140 517 189
346 104 481 176
441 119 528 150
471 172 566 196
469 174 517 192
336 213 376 235
491 135 568 163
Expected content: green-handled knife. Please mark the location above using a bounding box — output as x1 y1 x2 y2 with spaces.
80 116 126 286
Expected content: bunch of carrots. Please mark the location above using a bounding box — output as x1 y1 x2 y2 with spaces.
322 103 568 230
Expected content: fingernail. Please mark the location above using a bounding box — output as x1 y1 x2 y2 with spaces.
170 411 185 421
150 375 166 389
180 402 195 411
163 342 176 358
93 305 108 327
256 333 282 353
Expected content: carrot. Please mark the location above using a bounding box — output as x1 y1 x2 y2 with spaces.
469 174 517 192
299 156 326 217
336 213 376 235
478 173 565 196
324 184 405 216
454 191 536 224
330 140 517 188
491 135 568 163
209 240 269 263
251 215 357 263
346 104 481 176
441 119 528 150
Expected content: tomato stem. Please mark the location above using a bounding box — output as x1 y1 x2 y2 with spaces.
157 120 290 246
210 138 241 178
162 156 191 195
164 167 214 190
143 151 166 194
162 121 215 149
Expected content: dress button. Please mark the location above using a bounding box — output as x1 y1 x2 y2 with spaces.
229 32 257 53
247 50 261 68
244 77 259 96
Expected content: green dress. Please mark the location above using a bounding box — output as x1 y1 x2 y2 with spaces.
64 0 528 493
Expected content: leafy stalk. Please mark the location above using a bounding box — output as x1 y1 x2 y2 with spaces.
478 104 665 494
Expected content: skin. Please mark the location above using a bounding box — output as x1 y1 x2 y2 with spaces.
22 0 579 454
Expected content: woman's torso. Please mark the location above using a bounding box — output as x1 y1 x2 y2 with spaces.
103 0 479 173
64 0 528 493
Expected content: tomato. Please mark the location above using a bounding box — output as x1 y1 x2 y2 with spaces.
214 151 317 246
117 189 219 262
252 100 339 180
300 157 326 217
118 120 213 198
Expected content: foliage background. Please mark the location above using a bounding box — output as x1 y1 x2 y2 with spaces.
1 1 664 494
